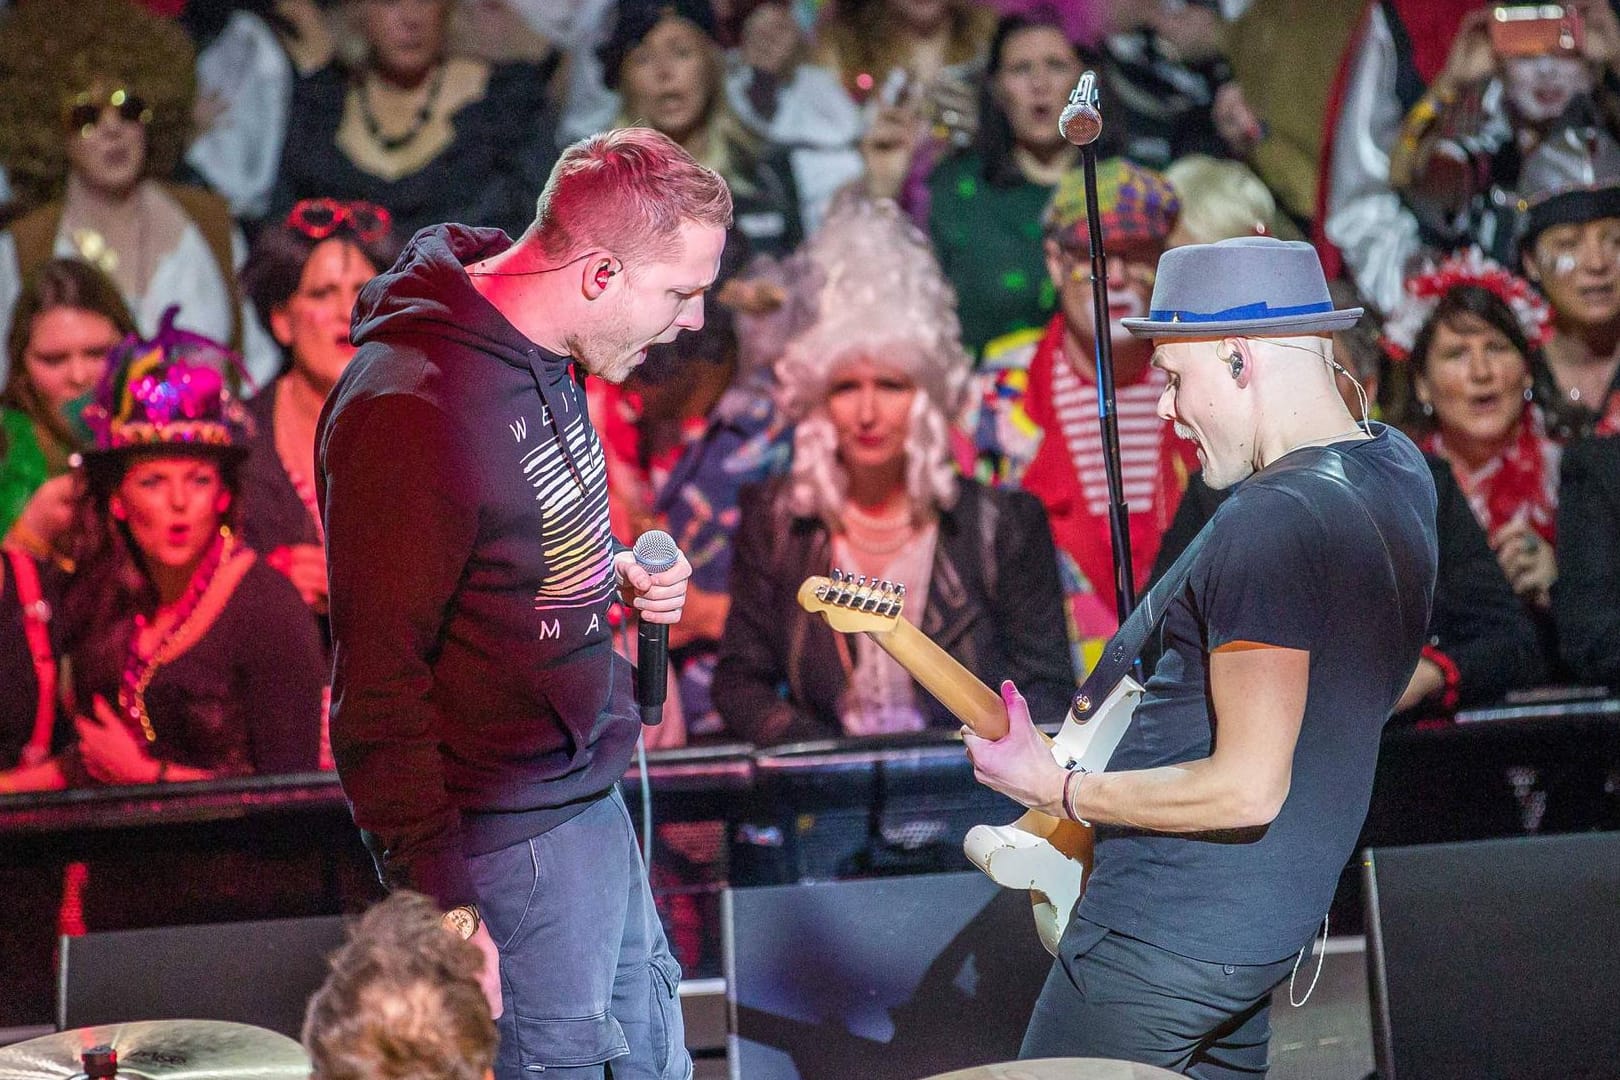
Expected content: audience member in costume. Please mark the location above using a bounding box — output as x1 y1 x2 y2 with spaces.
714 197 1071 744
239 198 397 614
1318 0 1481 313
600 0 804 258
0 314 322 793
0 547 61 771
273 0 560 240
1555 434 1620 687
1386 250 1563 627
304 890 498 1080
960 158 1196 673
0 0 277 384
2 260 134 554
1518 169 1620 438
870 12 1083 359
1391 2 1620 262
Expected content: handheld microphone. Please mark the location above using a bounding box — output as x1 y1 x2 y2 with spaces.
632 530 679 726
1058 71 1103 146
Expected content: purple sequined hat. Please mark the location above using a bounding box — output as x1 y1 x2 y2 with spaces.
79 307 250 470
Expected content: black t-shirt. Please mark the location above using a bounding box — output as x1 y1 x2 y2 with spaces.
1079 425 1438 965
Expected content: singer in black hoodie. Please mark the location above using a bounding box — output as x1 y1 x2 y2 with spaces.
317 128 730 1080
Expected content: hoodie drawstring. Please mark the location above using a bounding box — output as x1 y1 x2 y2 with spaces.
529 354 587 492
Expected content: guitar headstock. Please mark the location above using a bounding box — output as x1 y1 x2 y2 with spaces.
797 569 906 635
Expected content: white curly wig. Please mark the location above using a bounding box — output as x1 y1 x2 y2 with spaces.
774 195 972 527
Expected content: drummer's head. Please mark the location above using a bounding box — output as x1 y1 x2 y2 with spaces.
1038 158 1177 362
303 892 496 1080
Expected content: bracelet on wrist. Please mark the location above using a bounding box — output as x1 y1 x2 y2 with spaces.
1062 768 1092 827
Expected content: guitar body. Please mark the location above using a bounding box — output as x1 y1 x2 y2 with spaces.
797 574 1141 956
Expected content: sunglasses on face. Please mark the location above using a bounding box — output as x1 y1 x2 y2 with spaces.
64 88 152 135
286 198 394 244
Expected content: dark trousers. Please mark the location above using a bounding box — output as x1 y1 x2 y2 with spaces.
1021 917 1298 1078
467 786 692 1080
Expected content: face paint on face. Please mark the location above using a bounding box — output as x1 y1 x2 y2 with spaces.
1502 55 1592 123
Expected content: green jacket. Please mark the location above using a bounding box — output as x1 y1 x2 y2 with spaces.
0 406 50 537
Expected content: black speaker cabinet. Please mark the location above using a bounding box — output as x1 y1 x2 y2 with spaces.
722 871 1053 1080
58 914 347 1038
1363 831 1620 1079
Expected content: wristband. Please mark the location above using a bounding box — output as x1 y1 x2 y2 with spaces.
1062 768 1092 827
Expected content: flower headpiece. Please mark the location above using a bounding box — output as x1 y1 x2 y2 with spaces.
80 307 250 462
1382 247 1552 362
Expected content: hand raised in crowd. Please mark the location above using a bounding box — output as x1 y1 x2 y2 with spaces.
740 1 803 80
6 473 81 556
1432 8 1496 98
1490 518 1558 611
861 101 926 201
613 548 693 625
928 72 980 148
75 696 162 785
1574 0 1620 78
267 543 330 614
1213 82 1264 158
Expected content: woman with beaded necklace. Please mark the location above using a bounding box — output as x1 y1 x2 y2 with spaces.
0 315 322 793
713 197 1071 744
271 0 561 241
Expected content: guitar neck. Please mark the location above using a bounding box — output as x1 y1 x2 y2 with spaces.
869 620 1009 740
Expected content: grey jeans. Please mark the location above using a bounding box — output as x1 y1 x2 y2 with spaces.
467 786 692 1079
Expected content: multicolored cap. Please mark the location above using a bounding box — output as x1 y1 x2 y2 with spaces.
79 307 249 460
1042 158 1179 252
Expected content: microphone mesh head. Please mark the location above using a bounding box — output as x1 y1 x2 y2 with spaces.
633 529 680 573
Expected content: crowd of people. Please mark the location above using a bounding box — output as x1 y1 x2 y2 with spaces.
0 0 1616 898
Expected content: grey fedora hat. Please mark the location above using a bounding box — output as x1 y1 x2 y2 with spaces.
1121 236 1363 338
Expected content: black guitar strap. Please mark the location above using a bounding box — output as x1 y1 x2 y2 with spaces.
1070 447 1360 718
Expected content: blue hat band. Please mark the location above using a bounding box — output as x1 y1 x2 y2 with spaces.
1150 300 1335 323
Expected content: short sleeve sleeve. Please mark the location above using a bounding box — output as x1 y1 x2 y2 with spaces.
1194 487 1325 654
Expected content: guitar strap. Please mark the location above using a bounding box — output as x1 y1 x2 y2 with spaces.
1070 507 1213 717
1071 448 1357 718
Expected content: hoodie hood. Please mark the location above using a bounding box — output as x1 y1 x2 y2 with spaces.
352 224 568 379
351 223 589 484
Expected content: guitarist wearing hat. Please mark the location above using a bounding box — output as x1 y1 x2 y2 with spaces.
965 236 1439 1075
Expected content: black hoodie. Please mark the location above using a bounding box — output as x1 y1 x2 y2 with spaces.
317 224 637 909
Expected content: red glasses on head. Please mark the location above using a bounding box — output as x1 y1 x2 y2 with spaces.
285 199 393 243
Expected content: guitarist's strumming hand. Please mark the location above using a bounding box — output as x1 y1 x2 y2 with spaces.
962 681 1072 818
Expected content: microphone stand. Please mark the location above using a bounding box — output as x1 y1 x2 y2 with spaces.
1062 74 1138 625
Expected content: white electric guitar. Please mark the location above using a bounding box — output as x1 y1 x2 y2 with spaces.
798 571 1142 955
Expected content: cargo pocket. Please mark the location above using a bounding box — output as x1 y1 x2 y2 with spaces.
647 953 688 1079
514 1010 628 1073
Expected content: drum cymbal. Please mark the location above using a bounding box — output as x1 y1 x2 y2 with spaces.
921 1058 1185 1080
0 1020 309 1080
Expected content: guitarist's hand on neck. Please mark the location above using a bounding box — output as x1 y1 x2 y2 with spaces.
963 681 1069 817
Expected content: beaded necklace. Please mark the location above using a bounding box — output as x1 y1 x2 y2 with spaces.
119 528 237 743
356 63 446 152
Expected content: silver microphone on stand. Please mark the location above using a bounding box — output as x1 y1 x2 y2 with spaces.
1058 71 1103 147
1056 70 1140 631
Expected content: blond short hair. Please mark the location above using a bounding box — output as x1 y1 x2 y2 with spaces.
532 127 734 264
1164 155 1276 246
